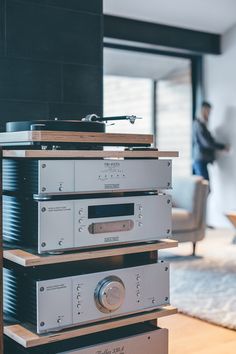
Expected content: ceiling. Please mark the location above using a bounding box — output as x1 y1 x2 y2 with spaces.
104 0 236 34
104 48 190 80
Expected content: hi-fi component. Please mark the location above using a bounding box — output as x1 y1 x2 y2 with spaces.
3 159 172 195
5 116 141 133
59 329 168 354
5 119 106 133
60 328 168 354
4 325 168 354
3 193 172 253
3 117 152 149
4 262 169 334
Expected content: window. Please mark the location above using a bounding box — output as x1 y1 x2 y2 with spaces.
156 67 192 176
104 75 153 134
104 48 192 176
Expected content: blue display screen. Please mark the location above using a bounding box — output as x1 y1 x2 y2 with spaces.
88 203 134 219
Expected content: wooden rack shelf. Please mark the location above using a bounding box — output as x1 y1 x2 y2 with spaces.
0 131 153 145
4 239 178 267
2 149 179 159
4 306 177 348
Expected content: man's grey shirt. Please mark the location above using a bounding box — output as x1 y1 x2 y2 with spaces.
193 119 225 163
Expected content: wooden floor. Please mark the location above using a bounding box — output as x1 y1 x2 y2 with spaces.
159 314 236 354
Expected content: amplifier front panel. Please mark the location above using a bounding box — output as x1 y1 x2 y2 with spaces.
60 328 168 354
37 262 169 333
74 159 172 193
39 200 74 252
38 194 172 253
38 159 171 194
39 160 74 194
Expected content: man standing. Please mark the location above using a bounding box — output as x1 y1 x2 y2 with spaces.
193 101 228 182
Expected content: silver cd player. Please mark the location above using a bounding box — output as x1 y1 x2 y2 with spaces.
60 328 168 354
3 158 172 194
3 193 172 253
4 262 169 334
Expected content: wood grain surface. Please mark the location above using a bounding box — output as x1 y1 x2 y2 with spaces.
0 131 153 145
159 313 236 354
4 239 178 267
3 149 179 159
4 306 177 348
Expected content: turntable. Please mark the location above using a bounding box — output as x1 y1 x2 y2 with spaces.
0 115 152 149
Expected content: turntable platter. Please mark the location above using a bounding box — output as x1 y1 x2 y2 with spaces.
6 119 105 133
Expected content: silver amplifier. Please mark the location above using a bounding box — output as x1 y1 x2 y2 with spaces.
4 326 168 353
60 328 168 354
4 262 169 334
3 158 172 194
3 193 172 253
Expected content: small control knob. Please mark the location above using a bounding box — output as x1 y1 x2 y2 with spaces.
139 205 143 211
78 209 83 215
95 276 125 313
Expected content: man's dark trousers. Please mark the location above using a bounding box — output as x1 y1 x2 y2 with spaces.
193 161 209 181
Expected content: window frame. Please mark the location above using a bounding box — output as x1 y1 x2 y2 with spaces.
103 43 203 175
103 42 204 121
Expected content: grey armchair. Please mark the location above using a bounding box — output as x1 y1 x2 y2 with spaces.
171 175 209 255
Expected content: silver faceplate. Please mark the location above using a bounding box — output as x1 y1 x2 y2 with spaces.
37 262 169 333
38 194 172 253
60 328 168 354
38 159 172 194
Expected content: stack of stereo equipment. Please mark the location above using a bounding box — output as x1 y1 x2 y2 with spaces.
2 117 175 354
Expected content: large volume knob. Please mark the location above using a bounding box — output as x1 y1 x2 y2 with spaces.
94 276 125 313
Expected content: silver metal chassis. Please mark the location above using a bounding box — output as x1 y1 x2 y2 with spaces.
37 159 172 194
37 262 169 333
38 194 172 253
60 327 168 354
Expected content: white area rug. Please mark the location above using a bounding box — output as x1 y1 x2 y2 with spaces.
160 229 236 330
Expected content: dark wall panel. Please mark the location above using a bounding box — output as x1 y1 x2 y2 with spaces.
7 1 102 65
0 0 5 56
0 101 49 130
20 0 102 14
63 64 102 105
0 57 61 101
49 103 102 120
0 0 103 130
